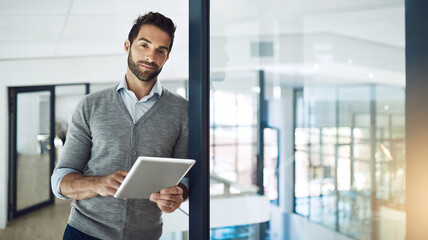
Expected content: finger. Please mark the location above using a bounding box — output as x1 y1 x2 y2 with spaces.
150 193 160 202
107 187 117 195
112 173 127 183
156 194 183 203
106 178 121 189
100 186 117 196
157 199 181 209
116 171 128 177
160 186 183 195
158 203 174 213
157 201 177 213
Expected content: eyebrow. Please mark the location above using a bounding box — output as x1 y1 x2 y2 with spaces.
137 37 169 51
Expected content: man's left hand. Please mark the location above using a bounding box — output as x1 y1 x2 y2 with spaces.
149 185 185 213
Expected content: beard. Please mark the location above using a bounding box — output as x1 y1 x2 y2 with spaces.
127 51 163 82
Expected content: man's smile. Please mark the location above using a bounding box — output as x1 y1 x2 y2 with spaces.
138 61 158 71
140 64 155 70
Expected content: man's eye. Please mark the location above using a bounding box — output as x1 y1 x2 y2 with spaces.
141 44 148 48
157 50 166 55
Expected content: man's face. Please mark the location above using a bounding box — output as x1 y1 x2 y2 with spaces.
125 24 170 82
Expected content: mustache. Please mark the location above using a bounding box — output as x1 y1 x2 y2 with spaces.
137 60 158 69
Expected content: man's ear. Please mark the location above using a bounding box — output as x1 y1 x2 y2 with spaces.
124 40 131 53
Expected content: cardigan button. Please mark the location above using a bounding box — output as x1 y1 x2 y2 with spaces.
131 151 136 156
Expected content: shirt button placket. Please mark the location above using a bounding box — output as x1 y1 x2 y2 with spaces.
132 126 138 155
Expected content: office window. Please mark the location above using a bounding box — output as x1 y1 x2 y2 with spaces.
210 87 258 188
293 0 406 239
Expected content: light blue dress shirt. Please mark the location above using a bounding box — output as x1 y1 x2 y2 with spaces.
51 78 188 199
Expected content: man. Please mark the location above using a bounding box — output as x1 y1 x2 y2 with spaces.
51 12 189 240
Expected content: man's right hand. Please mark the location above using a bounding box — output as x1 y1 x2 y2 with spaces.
95 171 128 197
60 170 128 200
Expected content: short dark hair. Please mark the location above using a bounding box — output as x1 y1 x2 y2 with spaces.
128 12 176 53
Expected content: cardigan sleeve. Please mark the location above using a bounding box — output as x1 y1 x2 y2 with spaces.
172 107 190 191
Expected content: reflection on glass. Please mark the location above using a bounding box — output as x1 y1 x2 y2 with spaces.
210 7 270 235
210 0 405 239
210 72 259 191
16 91 51 211
264 128 279 204
295 83 405 239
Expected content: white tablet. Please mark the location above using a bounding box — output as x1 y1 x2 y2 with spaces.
114 156 195 199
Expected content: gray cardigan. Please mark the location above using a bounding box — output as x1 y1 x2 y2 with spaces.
55 85 188 240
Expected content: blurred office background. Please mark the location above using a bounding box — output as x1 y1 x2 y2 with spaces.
0 0 408 239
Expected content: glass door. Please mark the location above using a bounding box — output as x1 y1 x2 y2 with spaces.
8 86 55 219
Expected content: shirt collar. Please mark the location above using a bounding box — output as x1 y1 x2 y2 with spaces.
116 77 163 99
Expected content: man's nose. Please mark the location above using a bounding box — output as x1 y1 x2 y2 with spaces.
145 50 156 62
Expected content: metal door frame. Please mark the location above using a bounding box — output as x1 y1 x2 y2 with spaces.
8 85 56 220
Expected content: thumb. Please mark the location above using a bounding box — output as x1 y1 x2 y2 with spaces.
149 193 157 202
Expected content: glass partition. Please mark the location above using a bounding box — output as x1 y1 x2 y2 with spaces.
210 1 273 238
210 0 405 239
293 0 406 239
16 91 52 211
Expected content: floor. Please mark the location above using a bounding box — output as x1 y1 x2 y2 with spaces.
16 154 51 211
0 199 72 240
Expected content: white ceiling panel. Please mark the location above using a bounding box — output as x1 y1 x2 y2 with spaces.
71 0 188 16
0 16 65 40
0 0 71 15
62 14 188 40
62 15 133 40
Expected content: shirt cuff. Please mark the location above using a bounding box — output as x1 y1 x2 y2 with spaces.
51 168 80 200
179 177 189 191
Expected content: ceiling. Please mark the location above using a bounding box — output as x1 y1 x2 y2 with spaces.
0 0 405 87
0 0 189 59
